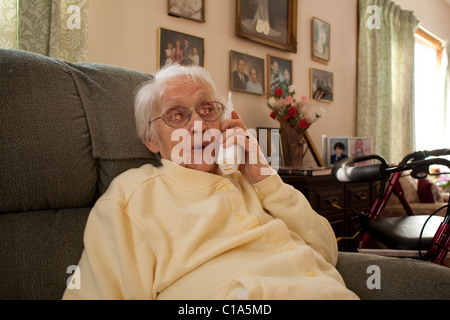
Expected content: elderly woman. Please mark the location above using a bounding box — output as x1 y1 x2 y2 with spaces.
62 65 358 300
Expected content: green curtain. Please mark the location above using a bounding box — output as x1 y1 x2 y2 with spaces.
357 0 419 163
0 0 89 62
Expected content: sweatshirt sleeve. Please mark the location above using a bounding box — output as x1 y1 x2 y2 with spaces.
62 196 157 300
253 173 338 266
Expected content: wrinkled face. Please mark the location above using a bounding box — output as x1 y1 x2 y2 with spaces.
146 76 222 174
249 68 258 83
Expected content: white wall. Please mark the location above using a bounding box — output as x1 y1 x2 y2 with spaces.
87 0 450 166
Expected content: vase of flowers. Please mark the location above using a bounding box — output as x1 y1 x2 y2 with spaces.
268 86 325 167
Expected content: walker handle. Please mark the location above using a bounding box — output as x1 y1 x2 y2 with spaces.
332 155 390 183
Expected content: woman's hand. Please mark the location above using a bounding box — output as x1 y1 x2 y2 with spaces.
220 111 273 184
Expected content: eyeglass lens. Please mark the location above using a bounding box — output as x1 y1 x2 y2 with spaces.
162 102 224 127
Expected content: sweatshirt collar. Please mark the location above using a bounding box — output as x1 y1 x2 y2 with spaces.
158 159 232 190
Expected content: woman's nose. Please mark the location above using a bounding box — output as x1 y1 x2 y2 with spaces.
188 112 207 135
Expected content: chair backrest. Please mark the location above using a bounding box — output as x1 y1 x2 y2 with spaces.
0 49 160 213
0 49 160 299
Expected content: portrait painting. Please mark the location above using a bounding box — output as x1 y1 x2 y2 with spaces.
310 68 333 102
312 17 330 64
230 51 265 95
158 28 205 69
236 0 298 53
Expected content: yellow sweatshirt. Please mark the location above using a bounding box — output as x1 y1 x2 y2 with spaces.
62 159 358 300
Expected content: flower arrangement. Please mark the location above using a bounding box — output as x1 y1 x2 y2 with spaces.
436 170 450 193
268 85 326 134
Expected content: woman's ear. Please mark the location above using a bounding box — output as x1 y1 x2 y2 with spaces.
144 134 160 154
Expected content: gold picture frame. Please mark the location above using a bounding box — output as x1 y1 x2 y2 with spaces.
236 0 298 53
267 54 293 97
310 68 333 103
311 17 331 64
230 50 265 95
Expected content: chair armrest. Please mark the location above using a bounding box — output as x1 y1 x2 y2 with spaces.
336 252 450 300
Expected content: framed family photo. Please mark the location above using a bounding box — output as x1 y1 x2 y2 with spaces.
158 28 205 69
312 17 330 64
267 54 293 97
230 51 265 95
236 0 298 53
256 127 284 168
168 0 205 23
310 68 333 103
327 136 349 166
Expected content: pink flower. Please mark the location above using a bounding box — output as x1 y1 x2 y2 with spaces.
301 96 308 104
285 96 293 105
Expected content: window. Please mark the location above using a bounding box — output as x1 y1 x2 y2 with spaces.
413 27 448 151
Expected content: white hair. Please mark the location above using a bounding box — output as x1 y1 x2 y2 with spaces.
134 64 225 146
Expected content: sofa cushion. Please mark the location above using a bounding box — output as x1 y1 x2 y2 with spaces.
0 208 90 299
0 49 97 212
417 177 441 203
337 252 450 300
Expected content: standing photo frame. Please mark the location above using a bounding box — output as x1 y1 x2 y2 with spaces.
312 17 330 64
327 136 350 166
310 68 333 103
256 127 284 168
267 54 293 97
158 28 205 69
168 0 205 23
348 137 373 166
230 51 265 95
236 0 298 53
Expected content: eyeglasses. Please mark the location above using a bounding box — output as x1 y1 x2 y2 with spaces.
149 101 225 128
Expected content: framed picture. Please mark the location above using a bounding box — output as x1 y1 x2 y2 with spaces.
230 51 265 95
256 127 284 168
236 0 298 53
267 55 293 97
168 0 205 23
312 17 330 64
310 68 333 103
348 137 372 166
158 28 205 69
327 136 349 166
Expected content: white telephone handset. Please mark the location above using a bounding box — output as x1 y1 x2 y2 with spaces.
217 92 243 175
